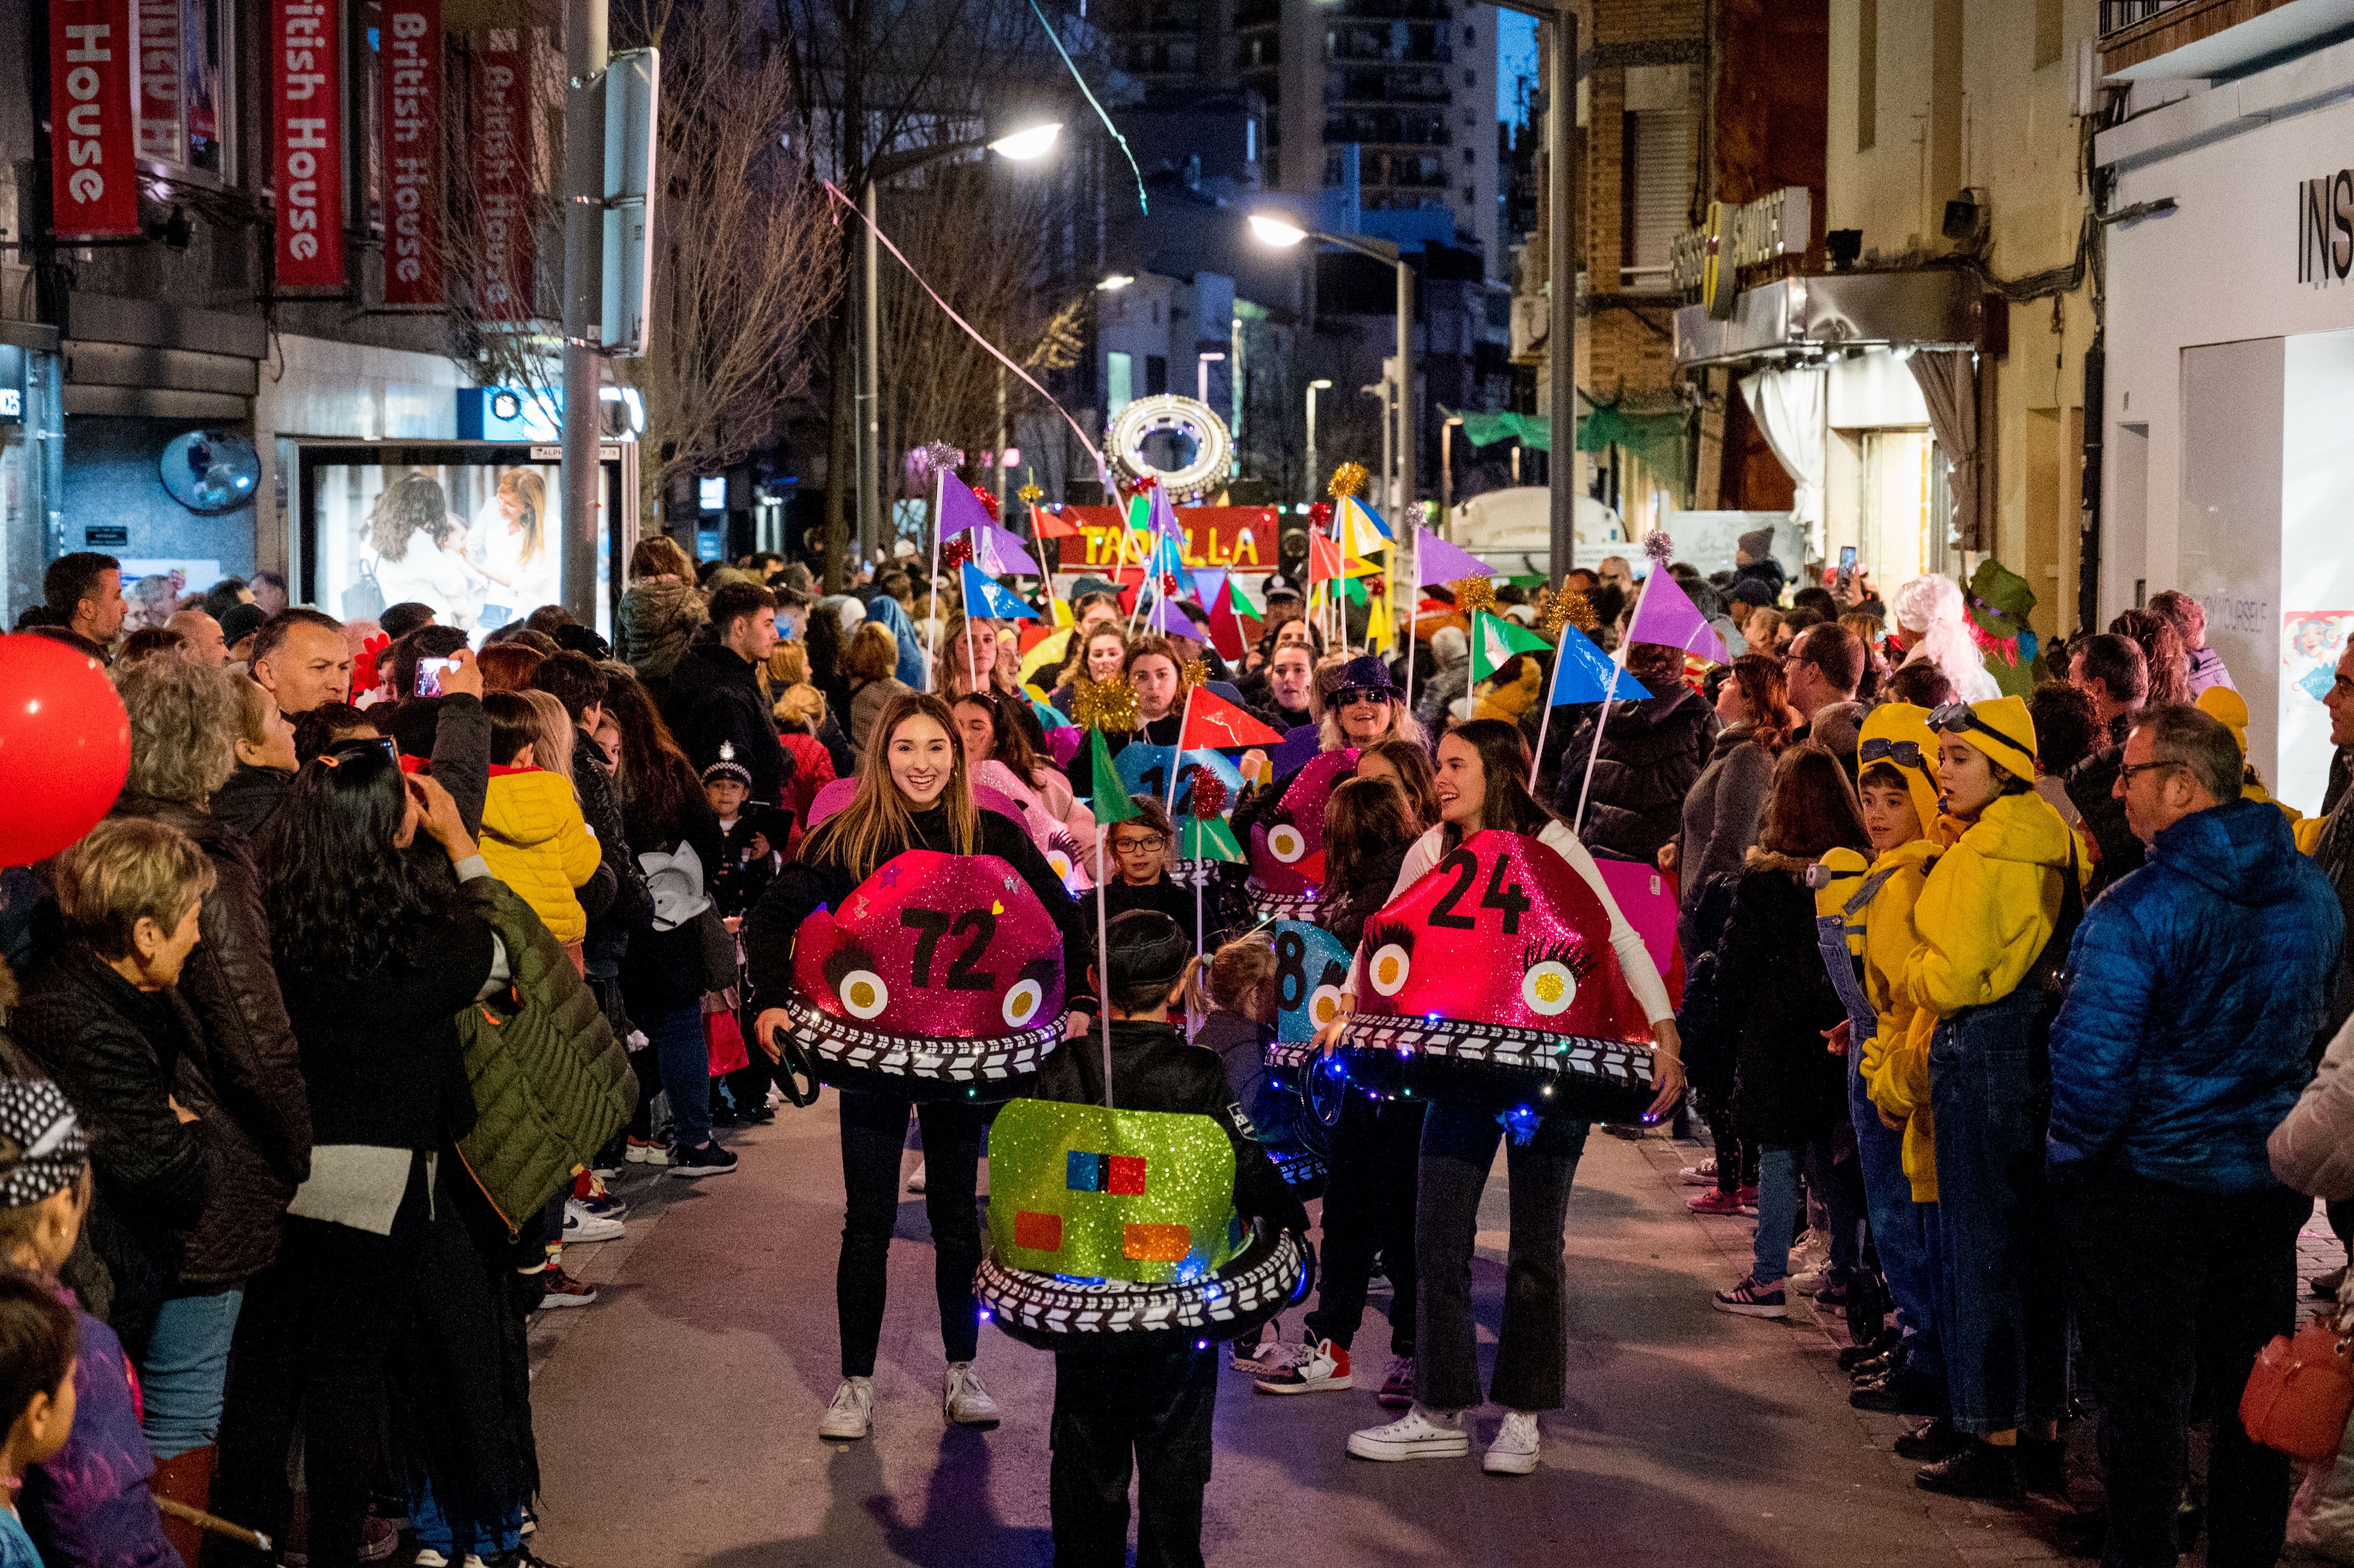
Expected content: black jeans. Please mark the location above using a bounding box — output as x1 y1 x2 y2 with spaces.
1416 1100 1589 1412
214 1156 434 1568
1050 1345 1217 1568
836 1089 985 1377
2058 1168 2309 1568
1305 1096 1424 1356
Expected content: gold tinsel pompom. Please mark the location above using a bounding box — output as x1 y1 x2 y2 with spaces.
1017 481 1044 506
1452 576 1497 616
1181 658 1210 691
1070 677 1140 733
1540 589 1598 641
1327 462 1369 501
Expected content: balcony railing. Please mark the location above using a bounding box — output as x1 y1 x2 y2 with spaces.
2099 0 2189 37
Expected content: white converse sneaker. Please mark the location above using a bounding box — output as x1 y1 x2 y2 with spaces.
944 1361 1000 1428
1254 1336 1353 1394
818 1376 875 1440
1483 1410 1541 1475
1347 1405 1470 1462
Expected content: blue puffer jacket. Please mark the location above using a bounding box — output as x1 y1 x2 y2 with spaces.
2048 797 2344 1192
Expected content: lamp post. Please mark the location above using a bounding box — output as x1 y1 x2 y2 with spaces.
1249 213 1413 520
1304 377 1332 501
856 122 1062 561
1441 413 1462 537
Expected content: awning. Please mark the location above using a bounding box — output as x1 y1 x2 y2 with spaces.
1672 270 1984 368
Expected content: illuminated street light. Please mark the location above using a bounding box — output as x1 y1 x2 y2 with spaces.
987 123 1064 162
1247 213 1310 249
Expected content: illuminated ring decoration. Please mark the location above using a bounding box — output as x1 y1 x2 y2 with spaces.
1106 394 1234 502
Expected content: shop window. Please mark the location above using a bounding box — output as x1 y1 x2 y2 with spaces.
1107 352 1133 417
137 0 233 179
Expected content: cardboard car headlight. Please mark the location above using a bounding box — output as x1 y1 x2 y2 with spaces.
1334 829 1660 1121
973 1100 1306 1352
784 850 1065 1099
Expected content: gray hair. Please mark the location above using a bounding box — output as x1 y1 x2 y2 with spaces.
115 656 239 803
2131 703 2242 806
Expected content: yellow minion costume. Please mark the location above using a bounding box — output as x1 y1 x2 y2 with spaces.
2195 686 2301 824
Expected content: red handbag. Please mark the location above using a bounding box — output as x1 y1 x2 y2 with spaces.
2241 1311 2354 1463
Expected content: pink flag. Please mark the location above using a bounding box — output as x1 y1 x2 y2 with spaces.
1625 567 1732 664
1413 527 1497 587
938 471 996 539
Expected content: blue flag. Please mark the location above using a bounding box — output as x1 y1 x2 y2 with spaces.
960 563 1039 622
1550 626 1651 707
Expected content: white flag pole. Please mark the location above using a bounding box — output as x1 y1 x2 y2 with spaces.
1095 829 1114 1110
1569 564 1663 831
926 466 945 683
1168 685 1193 815
1403 527 1419 725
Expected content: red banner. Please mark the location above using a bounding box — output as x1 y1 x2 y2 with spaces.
470 30 534 320
48 0 139 238
381 0 440 305
271 0 344 290
134 0 182 162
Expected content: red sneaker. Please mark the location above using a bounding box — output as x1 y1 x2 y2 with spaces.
1686 1188 1743 1216
1735 1185 1761 1215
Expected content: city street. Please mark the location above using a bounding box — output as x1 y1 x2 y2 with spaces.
525 1109 2112 1568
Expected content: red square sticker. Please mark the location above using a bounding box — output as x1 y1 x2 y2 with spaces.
1013 1211 1063 1251
1106 1155 1147 1195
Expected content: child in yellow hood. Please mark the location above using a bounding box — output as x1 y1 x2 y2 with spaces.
1902 695 2077 1499
1814 703 1947 1420
479 690 604 950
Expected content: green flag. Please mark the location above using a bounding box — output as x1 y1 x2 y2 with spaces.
1470 610 1554 683
1090 728 1140 826
1226 577 1263 618
1180 814 1245 864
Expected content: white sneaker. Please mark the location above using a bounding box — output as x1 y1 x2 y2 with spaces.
1230 1332 1295 1374
1678 1158 1718 1186
1788 1265 1829 1297
906 1160 927 1194
414 1552 449 1568
563 1200 624 1244
1483 1410 1541 1475
1347 1406 1470 1462
944 1361 1000 1428
818 1376 875 1440
1254 1336 1353 1394
1786 1231 1830 1277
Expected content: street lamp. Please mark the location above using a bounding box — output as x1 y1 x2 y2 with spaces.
1247 208 1414 519
1304 378 1332 500
855 121 1065 564
1096 273 1135 291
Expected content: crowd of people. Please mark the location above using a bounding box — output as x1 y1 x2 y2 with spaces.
6 519 2354 1568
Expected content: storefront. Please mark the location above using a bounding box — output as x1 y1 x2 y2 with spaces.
2096 34 2354 815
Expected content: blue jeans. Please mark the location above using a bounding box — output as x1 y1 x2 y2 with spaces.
643 998 712 1149
141 1287 245 1458
1751 1140 1863 1288
406 1475 523 1561
1929 988 2069 1435
1848 1049 1943 1377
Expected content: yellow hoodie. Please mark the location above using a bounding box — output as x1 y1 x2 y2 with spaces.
1856 837 1943 1200
479 766 602 944
1904 788 2075 1020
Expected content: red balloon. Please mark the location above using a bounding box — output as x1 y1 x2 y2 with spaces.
0 634 130 866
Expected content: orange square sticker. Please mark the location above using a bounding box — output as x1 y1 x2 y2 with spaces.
1121 1223 1191 1262
1014 1211 1064 1251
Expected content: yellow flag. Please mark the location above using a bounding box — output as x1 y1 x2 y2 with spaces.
1365 594 1393 651
1339 495 1391 561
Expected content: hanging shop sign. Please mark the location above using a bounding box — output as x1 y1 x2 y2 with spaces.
2299 170 2354 288
271 0 346 289
472 29 536 320
1670 186 1812 319
48 0 139 238
381 0 442 306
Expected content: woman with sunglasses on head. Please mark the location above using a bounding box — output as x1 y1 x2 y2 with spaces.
745 692 1091 1444
1333 720 1681 1476
1231 653 1427 842
1899 696 2079 1500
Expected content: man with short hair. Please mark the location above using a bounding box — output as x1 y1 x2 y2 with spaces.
249 571 290 618
661 582 789 805
1786 623 1868 775
40 552 127 662
2049 703 2343 1568
249 609 352 718
202 577 254 623
164 609 229 666
378 602 437 641
219 603 266 665
2068 632 2151 894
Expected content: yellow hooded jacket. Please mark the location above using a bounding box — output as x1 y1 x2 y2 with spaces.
479 766 602 944
1904 788 2076 1020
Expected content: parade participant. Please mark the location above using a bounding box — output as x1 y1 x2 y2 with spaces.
1336 720 1680 1474
1050 626 1129 718
1889 575 1998 704
1100 798 1194 942
745 692 1091 1443
1903 697 2077 1499
1249 641 1318 734
1352 737 1440 829
951 690 1095 885
1063 638 1196 799
1256 774 1429 1405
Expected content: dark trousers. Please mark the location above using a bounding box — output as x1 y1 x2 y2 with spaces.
1416 1100 1589 1412
2059 1169 2308 1568
213 1158 432 1568
836 1089 985 1377
1697 1085 1757 1195
1050 1346 1217 1568
1305 1096 1424 1356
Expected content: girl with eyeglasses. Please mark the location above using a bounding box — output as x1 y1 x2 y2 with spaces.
1099 796 1199 945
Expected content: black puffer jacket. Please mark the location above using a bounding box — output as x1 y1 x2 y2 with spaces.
107 794 310 1285
662 643 793 807
1710 852 1848 1145
211 764 291 843
12 946 213 1354
1557 682 1714 865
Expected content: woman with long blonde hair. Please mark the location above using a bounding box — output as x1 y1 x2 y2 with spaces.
744 691 1089 1442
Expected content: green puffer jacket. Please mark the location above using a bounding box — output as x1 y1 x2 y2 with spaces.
455 877 635 1234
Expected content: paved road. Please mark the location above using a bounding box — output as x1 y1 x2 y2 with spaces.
527 1104 2096 1568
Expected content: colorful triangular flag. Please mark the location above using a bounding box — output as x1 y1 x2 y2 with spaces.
1550 627 1651 705
1470 609 1554 682
1206 580 1249 663
1029 504 1081 539
1225 576 1264 618
939 471 996 539
972 521 1040 576
1338 495 1391 560
1089 728 1139 825
1141 593 1196 638
1624 565 1732 663
1175 685 1286 751
1307 532 1345 584
1181 815 1246 864
1413 526 1496 586
1365 594 1393 652
960 563 1039 622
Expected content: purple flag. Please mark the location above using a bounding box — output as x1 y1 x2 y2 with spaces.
938 471 996 539
1143 593 1197 637
1150 486 1187 546
1413 527 1497 587
974 521 1040 576
1624 566 1732 663
1191 567 1230 605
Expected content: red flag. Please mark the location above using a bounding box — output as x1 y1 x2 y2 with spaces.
1176 685 1286 751
1206 581 1248 663
1029 505 1081 539
1308 531 1344 584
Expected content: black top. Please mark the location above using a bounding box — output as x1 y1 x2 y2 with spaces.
211 764 292 842
1032 1018 1308 1235
2068 741 2146 898
743 802 1095 1016
1101 878 1202 950
662 643 793 806
1557 682 1715 866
